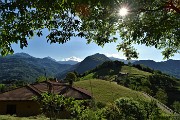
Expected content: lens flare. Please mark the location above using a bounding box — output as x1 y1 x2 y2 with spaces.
119 7 128 16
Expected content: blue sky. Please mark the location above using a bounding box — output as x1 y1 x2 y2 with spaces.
12 30 180 62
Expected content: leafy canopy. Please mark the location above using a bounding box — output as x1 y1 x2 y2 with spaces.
105 97 161 120
34 92 86 119
0 0 180 59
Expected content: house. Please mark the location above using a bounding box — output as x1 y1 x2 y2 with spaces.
114 72 129 84
0 80 92 116
118 72 129 77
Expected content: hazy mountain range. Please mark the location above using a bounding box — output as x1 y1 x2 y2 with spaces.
0 53 179 82
57 60 79 65
133 60 180 78
0 53 71 82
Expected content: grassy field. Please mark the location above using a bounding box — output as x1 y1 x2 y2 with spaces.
121 66 152 76
80 73 94 80
74 79 149 103
0 115 49 120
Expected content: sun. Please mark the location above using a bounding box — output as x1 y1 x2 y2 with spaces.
119 7 128 16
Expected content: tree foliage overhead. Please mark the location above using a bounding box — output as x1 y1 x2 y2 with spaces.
0 0 180 59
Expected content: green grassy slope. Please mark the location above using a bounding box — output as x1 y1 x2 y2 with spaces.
121 66 152 76
75 79 176 115
77 62 180 118
80 64 152 81
74 79 148 103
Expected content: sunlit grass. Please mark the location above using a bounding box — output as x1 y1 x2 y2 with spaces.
80 73 94 80
75 79 148 104
0 115 48 120
121 66 152 76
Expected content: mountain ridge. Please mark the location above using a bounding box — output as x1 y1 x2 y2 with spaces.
55 53 111 79
0 53 179 82
0 53 72 82
75 53 111 74
133 59 180 78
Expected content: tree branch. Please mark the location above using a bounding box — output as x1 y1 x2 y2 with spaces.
166 1 180 13
131 1 180 13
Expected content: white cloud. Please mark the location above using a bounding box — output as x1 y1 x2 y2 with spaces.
62 56 82 62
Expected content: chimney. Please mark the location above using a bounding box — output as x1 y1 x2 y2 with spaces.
47 83 53 93
54 78 58 82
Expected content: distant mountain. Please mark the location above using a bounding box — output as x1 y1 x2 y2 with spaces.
44 56 57 62
133 59 180 78
41 56 79 65
0 53 72 82
6 52 33 58
58 60 79 65
55 63 80 79
75 53 111 74
109 57 137 64
56 53 111 79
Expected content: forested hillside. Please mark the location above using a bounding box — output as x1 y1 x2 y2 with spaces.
0 53 71 82
134 60 180 78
